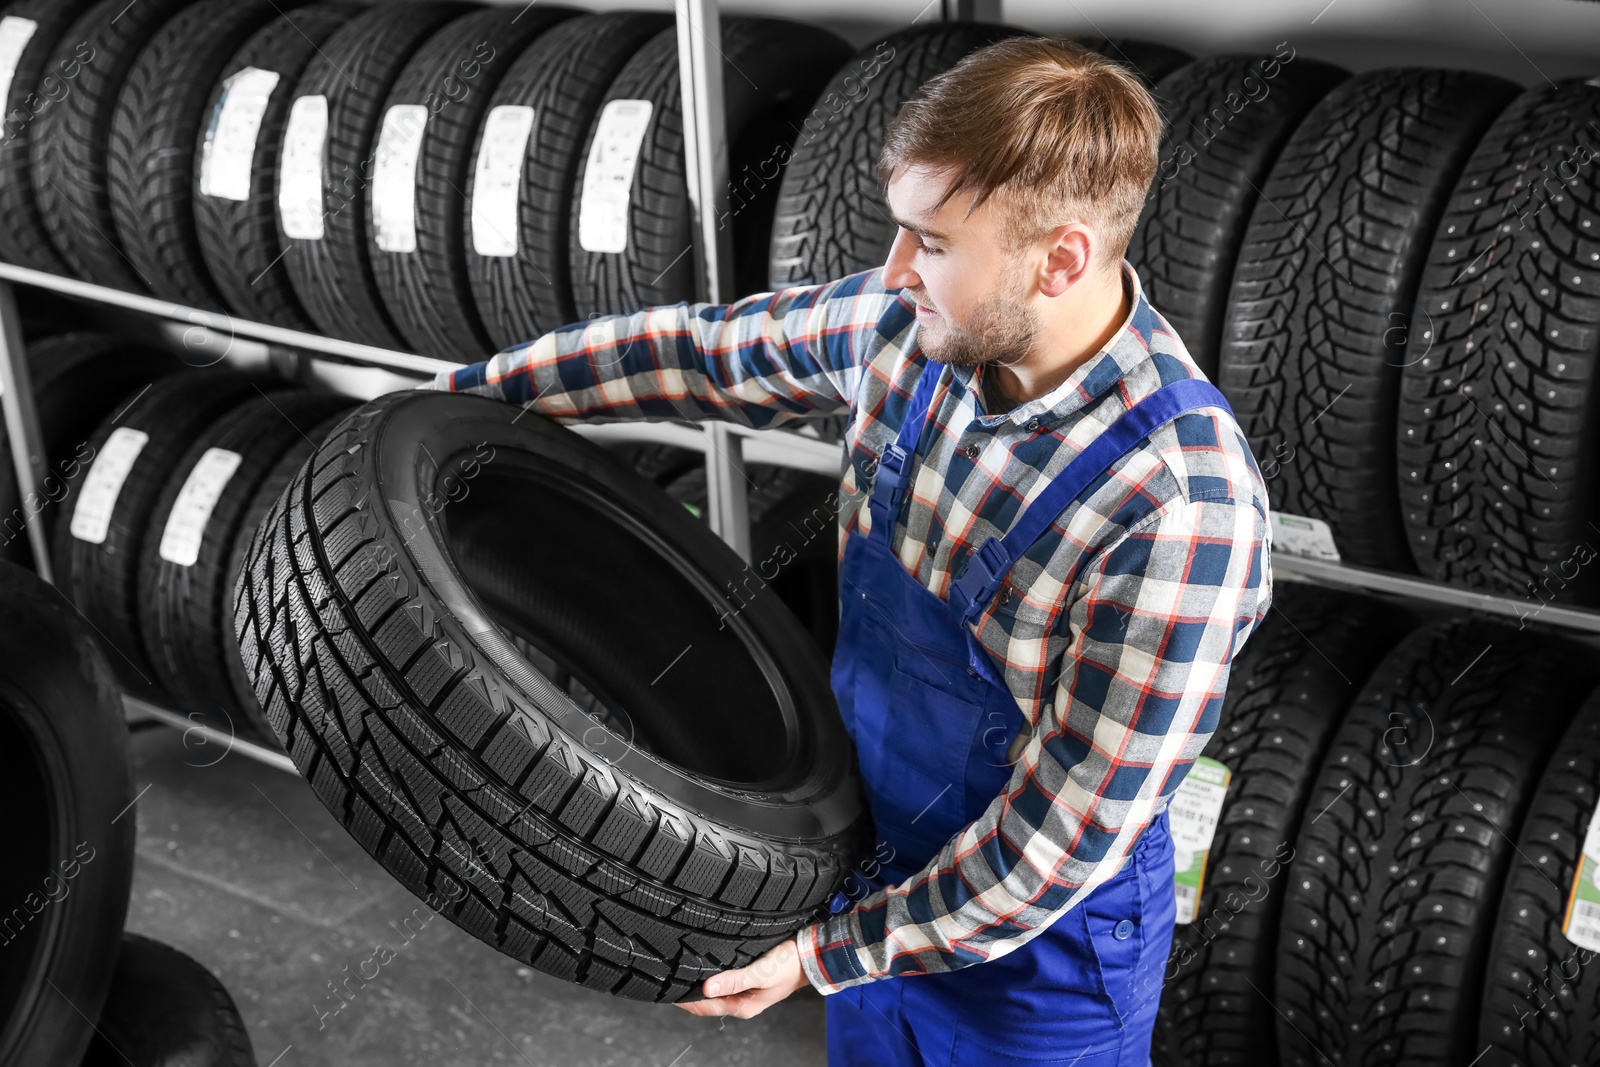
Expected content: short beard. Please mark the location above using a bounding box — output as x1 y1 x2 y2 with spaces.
918 268 1039 369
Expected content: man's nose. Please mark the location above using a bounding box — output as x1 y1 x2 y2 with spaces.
882 228 920 290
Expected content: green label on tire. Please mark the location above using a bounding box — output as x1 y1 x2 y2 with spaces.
1563 803 1600 952
1169 756 1231 924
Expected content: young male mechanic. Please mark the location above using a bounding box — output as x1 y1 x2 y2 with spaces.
427 35 1272 1067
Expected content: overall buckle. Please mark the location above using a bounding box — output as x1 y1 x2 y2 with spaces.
951 537 1012 626
870 443 911 521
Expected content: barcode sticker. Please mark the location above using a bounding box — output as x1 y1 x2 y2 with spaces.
0 17 38 109
577 99 652 254
1271 511 1341 562
70 427 148 544
280 94 328 240
471 105 534 257
199 67 281 201
1169 755 1232 924
1562 800 1600 952
158 448 243 566
371 104 428 253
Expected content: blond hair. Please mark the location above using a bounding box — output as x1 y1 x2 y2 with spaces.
877 36 1162 274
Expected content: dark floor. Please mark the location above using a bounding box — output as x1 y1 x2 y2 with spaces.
124 726 828 1067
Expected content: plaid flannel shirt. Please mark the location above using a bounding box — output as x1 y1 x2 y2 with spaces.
423 258 1273 995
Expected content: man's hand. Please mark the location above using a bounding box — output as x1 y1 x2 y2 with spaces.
674 937 810 1019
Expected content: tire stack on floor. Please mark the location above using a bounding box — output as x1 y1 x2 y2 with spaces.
1150 579 1600 1065
0 562 254 1066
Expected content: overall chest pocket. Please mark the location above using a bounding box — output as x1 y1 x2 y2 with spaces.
859 641 990 848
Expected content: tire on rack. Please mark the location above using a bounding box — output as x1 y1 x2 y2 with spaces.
0 562 136 1067
0 0 105 274
368 4 581 362
0 333 182 569
52 369 278 700
568 17 853 319
1126 51 1347 377
138 390 356 736
1073 36 1191 86
80 933 254 1067
1472 684 1600 1067
1397 78 1600 601
465 11 672 350
1272 618 1600 1067
1475 686 1600 1065
191 2 367 330
1217 69 1518 572
1151 585 1414 1067
747 474 843 658
234 390 869 1001
765 22 1029 289
223 406 356 744
29 0 196 292
108 0 304 309
277 2 477 350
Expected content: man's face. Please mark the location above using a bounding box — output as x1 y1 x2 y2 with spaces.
881 163 1041 369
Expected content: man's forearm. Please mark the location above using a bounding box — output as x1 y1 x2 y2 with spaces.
425 269 899 427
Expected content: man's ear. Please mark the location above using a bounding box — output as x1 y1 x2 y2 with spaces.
1040 224 1094 297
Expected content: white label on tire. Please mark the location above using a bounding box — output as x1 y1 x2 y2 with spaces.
280 94 328 240
471 105 535 258
0 17 38 109
1169 756 1231 925
1563 800 1600 952
372 104 429 254
157 447 243 566
577 99 652 255
1270 511 1341 562
199 66 281 201
70 427 148 544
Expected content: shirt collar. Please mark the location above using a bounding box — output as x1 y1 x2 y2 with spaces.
946 257 1155 429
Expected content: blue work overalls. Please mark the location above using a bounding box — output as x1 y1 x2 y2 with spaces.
823 365 1232 1066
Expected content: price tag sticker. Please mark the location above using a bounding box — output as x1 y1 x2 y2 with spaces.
371 103 429 253
70 427 148 544
0 17 38 109
577 99 652 254
199 66 281 201
1270 511 1341 562
1563 801 1600 952
158 448 243 566
1169 755 1232 924
280 94 328 240
471 105 535 257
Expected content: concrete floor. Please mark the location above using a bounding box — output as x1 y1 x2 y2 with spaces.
124 725 828 1067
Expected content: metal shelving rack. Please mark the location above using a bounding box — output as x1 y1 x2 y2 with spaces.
4 0 1600 776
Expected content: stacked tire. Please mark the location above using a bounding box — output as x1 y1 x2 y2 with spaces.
41 356 356 743
1150 582 1600 1065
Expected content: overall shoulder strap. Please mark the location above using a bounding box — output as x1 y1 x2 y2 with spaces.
866 359 946 534
948 378 1234 626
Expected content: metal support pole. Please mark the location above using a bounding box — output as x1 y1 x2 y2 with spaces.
942 0 1002 20
0 282 53 583
676 0 751 561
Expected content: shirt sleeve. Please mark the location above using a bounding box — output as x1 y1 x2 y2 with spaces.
793 490 1272 994
416 267 903 428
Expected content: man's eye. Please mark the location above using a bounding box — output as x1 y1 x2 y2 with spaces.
919 241 943 256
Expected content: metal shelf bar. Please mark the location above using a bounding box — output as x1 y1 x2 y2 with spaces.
123 694 297 774
1273 552 1600 634
676 0 751 560
0 281 51 581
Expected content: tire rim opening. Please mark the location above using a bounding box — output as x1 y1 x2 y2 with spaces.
439 455 803 789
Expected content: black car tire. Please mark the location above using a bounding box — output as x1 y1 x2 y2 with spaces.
235 390 868 1001
0 562 136 1067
